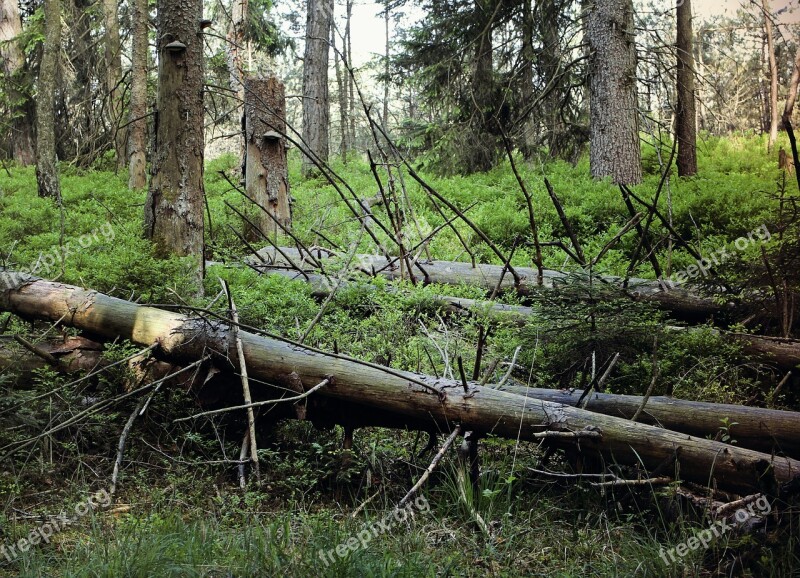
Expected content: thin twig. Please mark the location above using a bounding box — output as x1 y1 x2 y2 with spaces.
398 425 462 508
175 378 331 422
221 279 259 477
110 396 147 501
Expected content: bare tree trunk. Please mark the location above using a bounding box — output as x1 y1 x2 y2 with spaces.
346 0 356 151
764 0 779 151
675 0 697 177
244 76 292 240
782 46 800 127
145 0 205 287
36 0 62 200
695 25 708 132
383 0 390 128
301 0 333 177
675 0 697 176
585 0 642 184
102 0 124 170
469 0 497 172
332 24 348 162
127 0 148 189
226 0 247 168
0 0 35 165
519 0 536 158
226 0 247 102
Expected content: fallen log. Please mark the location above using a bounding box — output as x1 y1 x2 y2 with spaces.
248 247 728 318
499 385 800 459
5 335 799 460
439 296 800 370
1 272 798 493
242 266 800 370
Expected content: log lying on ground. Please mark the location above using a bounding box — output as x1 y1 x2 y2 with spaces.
243 267 800 370
439 295 800 370
1 271 798 494
499 385 800 458
248 247 728 318
6 335 799 460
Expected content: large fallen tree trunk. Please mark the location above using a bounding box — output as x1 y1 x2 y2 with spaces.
1 271 797 494
248 247 728 318
499 384 800 458
5 336 798 459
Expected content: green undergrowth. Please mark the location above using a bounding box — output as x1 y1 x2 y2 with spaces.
0 134 798 576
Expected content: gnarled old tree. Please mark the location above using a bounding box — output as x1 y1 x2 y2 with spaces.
301 0 333 177
36 0 62 200
0 0 35 165
585 0 642 184
145 0 205 287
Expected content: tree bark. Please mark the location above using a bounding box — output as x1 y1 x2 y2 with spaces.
675 0 697 176
346 0 355 152
763 0 779 151
102 0 124 170
782 46 800 127
35 0 62 200
0 0 35 165
301 0 333 177
383 0 390 128
539 0 569 160
1 271 798 494
127 0 148 190
468 0 497 172
585 0 642 184
499 384 800 459
243 75 292 240
145 0 206 286
332 23 349 162
226 0 247 169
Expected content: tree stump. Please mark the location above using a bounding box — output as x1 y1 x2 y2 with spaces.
244 75 292 241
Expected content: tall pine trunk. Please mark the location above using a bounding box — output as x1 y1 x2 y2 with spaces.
0 0 35 165
301 0 333 177
36 0 62 200
102 0 124 170
763 0 778 151
585 0 642 184
332 23 348 162
675 0 697 176
127 0 148 189
145 0 205 287
468 0 497 172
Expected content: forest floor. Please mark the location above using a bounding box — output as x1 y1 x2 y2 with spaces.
0 134 798 576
